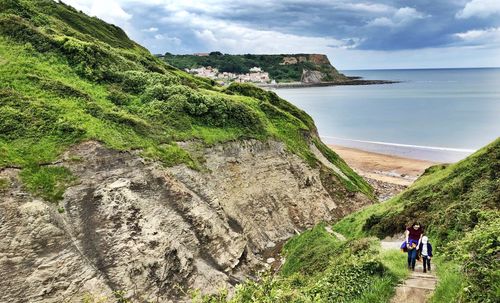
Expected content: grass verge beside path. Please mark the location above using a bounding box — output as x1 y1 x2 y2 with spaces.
351 248 409 303
195 226 409 302
429 257 464 303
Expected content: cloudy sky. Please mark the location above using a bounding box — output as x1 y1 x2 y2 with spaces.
61 0 500 69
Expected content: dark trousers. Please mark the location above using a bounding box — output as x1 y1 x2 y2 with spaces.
407 248 417 269
423 256 431 271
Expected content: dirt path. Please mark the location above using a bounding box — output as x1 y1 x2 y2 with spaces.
382 240 438 303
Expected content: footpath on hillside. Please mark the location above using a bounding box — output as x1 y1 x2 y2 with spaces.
381 240 438 303
325 226 439 303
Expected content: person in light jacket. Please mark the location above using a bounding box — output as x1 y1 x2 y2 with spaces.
419 236 433 273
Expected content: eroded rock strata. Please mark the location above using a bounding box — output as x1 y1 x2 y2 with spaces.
0 140 371 302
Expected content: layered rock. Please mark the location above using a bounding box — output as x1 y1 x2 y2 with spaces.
0 140 371 302
301 70 325 83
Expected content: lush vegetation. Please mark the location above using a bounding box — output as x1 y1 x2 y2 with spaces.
224 82 373 198
333 138 500 302
3 2 497 302
0 1 371 202
194 224 408 303
162 52 347 82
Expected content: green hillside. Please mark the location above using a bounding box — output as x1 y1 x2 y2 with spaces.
196 138 499 303
0 0 372 202
196 224 409 303
334 138 500 302
161 52 347 82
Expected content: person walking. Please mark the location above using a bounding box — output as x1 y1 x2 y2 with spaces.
405 222 423 271
419 236 433 273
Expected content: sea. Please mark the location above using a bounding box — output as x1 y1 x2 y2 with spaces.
273 68 500 163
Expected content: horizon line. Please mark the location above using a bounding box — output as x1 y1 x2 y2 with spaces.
340 66 500 71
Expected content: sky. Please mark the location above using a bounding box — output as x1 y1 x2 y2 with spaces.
60 0 500 70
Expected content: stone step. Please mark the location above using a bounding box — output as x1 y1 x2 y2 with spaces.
410 273 438 279
401 277 437 290
391 286 432 303
396 284 435 291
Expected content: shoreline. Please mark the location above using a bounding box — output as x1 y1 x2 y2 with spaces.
257 79 399 89
322 137 474 163
329 145 437 200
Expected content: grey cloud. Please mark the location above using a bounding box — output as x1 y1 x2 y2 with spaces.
72 0 499 57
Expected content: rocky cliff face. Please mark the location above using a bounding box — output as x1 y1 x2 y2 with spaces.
0 140 371 302
301 70 325 83
297 54 347 83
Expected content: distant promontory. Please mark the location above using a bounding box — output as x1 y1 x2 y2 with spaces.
158 52 396 87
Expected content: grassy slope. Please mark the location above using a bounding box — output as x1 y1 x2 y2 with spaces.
333 138 500 302
196 225 408 303
0 0 372 202
162 53 346 82
196 137 498 302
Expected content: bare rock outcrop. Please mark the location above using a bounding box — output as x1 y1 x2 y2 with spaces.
301 69 325 84
0 140 371 302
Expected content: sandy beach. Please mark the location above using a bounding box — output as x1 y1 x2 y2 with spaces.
329 145 437 200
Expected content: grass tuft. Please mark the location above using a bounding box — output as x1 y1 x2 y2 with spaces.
0 177 10 191
20 166 76 202
430 258 464 303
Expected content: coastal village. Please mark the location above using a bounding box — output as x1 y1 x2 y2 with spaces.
185 66 275 85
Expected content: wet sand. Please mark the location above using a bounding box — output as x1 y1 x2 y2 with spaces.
329 145 437 200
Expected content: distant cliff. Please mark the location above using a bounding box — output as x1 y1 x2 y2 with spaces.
160 52 348 83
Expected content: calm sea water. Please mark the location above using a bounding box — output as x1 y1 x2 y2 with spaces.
274 68 500 162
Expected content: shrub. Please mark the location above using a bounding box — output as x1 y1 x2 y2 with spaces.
0 14 54 52
142 84 172 103
83 101 151 135
184 93 263 130
307 253 384 303
120 71 180 97
120 70 149 94
0 89 60 140
225 82 270 101
0 0 36 19
147 72 179 86
0 106 28 139
362 214 384 233
27 74 91 100
445 217 500 303
54 119 86 141
226 100 262 129
103 110 151 135
107 86 131 106
227 82 316 131
140 96 192 131
58 37 113 80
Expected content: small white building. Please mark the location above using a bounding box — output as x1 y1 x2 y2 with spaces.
187 65 272 84
187 66 219 79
